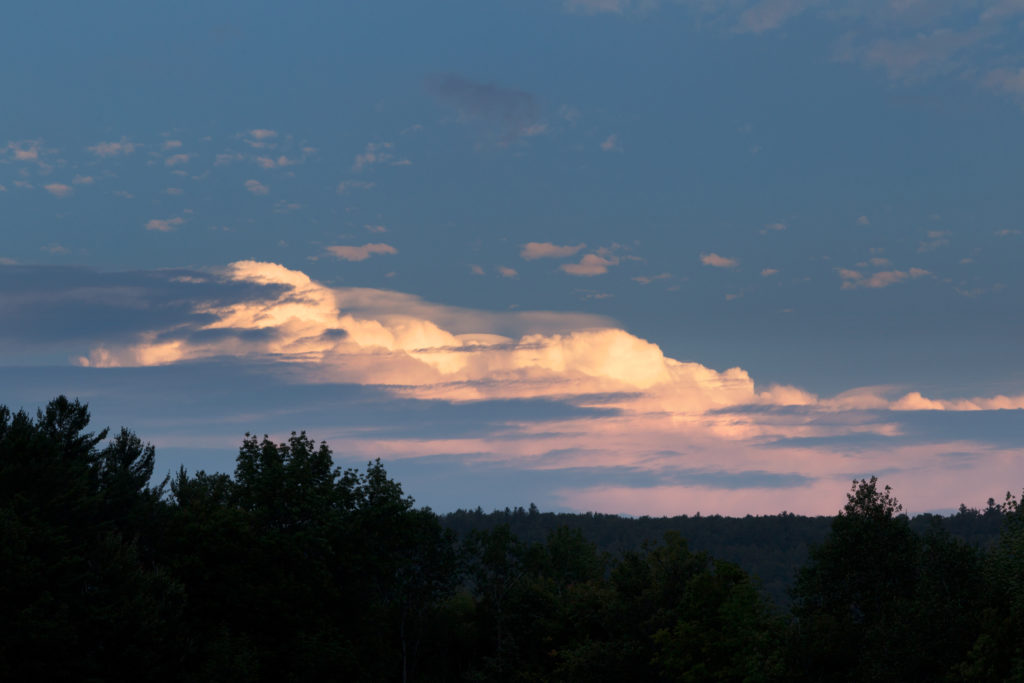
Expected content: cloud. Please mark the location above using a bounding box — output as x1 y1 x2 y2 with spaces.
6 259 1020 515
326 243 398 262
72 175 94 185
44 183 72 198
633 273 671 285
918 230 950 252
165 154 190 167
600 134 620 152
88 138 136 157
244 179 269 195
427 74 541 140
162 140 183 150
858 215 870 225
761 268 778 277
521 242 586 260
563 0 631 13
353 142 394 172
734 0 814 34
838 267 929 289
470 265 485 276
498 266 519 278
763 222 786 232
7 140 41 161
249 129 277 140
700 253 738 268
145 217 184 232
337 180 375 193
561 253 618 276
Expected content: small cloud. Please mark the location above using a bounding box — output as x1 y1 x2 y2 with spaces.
365 224 388 233
249 129 277 140
145 217 184 232
762 222 786 232
838 267 928 290
162 140 183 150
215 152 243 166
427 74 541 141
392 159 413 166
470 264 485 276
600 134 620 152
337 180 375 193
857 215 870 225
165 153 190 167
564 0 629 14
8 140 41 161
498 266 519 278
401 124 424 135
521 242 586 260
72 175 94 185
561 253 618 276
760 268 778 277
112 190 134 199
700 252 738 268
918 230 950 252
633 273 671 285
869 257 891 267
88 138 136 157
353 142 393 172
42 243 70 254
256 156 276 169
244 179 269 195
44 183 73 197
165 187 184 195
996 229 1021 237
908 267 930 278
0 184 6 192
326 243 397 262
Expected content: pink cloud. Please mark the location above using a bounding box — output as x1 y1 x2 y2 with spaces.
521 242 586 260
700 252 738 268
326 243 397 261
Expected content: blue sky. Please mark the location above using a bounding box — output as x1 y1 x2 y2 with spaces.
2 0 1024 515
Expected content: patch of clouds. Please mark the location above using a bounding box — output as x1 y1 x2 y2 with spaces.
996 229 1022 236
498 266 519 278
353 142 394 172
72 175 94 185
88 138 136 157
918 230 950 252
470 265 485 276
164 153 190 167
838 267 929 289
44 183 72 198
326 243 398 262
561 253 619 276
427 74 542 141
145 217 184 232
337 180 376 193
162 140 183 151
42 243 70 254
858 215 870 225
7 140 42 162
244 179 269 195
734 0 815 34
700 252 738 268
600 134 621 152
633 273 671 284
521 242 586 260
761 268 779 277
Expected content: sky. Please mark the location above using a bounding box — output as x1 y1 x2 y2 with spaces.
2 0 1024 516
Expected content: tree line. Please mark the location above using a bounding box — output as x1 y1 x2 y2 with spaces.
2 396 1024 681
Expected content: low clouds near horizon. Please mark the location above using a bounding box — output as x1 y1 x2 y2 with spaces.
26 259 1018 517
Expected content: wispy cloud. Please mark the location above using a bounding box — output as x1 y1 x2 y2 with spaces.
521 242 586 260
326 243 398 262
244 179 269 195
44 183 73 198
352 142 394 172
145 217 184 232
498 266 519 278
427 74 542 141
88 138 136 157
561 253 619 276
701 252 738 268
600 134 621 152
838 267 929 289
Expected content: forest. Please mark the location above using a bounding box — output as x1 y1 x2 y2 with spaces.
3 396 1024 682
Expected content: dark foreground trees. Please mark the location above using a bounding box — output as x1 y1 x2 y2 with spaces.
4 396 1024 681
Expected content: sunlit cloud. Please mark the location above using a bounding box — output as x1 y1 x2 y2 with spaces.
244 179 269 195
44 183 72 197
561 253 619 276
165 153 190 167
521 242 586 260
327 243 398 262
701 252 738 268
145 217 184 232
88 138 137 157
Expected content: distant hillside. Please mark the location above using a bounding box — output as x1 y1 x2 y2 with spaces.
441 504 1007 605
